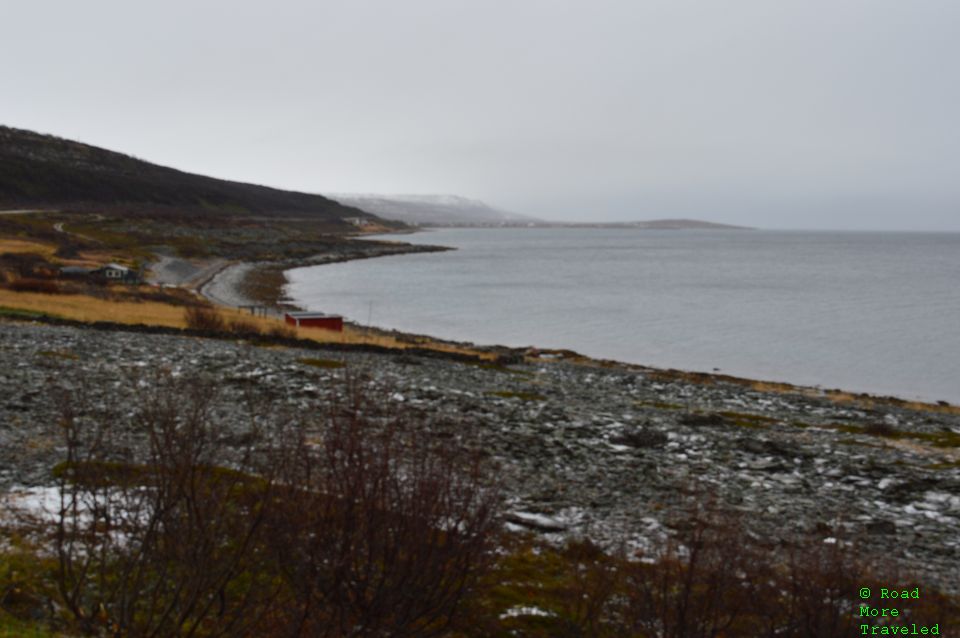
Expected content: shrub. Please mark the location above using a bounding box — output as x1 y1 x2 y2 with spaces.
267 323 297 339
228 316 261 336
7 278 60 294
267 380 502 636
47 372 501 637
864 421 897 437
183 305 226 332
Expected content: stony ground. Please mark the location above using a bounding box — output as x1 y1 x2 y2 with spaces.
1 320 958 592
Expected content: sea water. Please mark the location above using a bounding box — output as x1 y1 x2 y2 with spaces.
286 228 960 403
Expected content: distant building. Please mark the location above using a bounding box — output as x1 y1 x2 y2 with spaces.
284 311 344 332
59 266 95 278
59 263 140 284
344 216 372 227
96 263 135 281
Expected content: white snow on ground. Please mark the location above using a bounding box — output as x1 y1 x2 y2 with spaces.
499 605 556 620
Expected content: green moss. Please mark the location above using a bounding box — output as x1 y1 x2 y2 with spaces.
489 390 546 402
0 307 60 320
470 362 533 377
719 411 777 430
37 350 78 361
0 536 60 637
909 430 960 448
927 461 960 470
51 460 149 487
636 400 683 410
0 613 61 638
817 423 960 448
298 357 346 369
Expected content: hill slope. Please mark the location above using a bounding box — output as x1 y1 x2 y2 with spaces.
0 126 377 223
331 193 542 226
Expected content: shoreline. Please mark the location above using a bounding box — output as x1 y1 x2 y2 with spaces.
2 318 959 596
198 237 452 310
195 240 960 414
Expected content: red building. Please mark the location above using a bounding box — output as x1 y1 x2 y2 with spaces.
284 311 344 332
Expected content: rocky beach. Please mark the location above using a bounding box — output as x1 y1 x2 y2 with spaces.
2 318 958 594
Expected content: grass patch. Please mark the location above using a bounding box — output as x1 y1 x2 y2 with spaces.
0 238 57 258
298 357 346 369
927 460 960 470
470 362 533 377
719 411 777 430
817 422 960 448
37 350 78 360
0 612 61 638
0 306 58 320
908 430 960 449
488 390 546 402
636 400 683 410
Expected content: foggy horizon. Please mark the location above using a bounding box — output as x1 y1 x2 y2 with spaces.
3 1 959 231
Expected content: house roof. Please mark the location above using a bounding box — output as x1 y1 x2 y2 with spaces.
285 311 343 319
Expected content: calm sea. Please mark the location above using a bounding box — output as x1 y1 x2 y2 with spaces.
286 228 960 404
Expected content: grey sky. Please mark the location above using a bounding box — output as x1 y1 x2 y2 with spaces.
3 0 958 229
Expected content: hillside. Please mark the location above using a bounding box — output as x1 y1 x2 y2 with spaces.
0 126 378 224
331 193 542 226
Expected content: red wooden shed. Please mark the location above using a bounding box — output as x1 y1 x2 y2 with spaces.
284 311 344 332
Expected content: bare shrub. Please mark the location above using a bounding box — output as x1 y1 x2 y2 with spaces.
7 278 61 294
267 323 297 339
183 305 226 332
864 421 897 437
0 252 54 278
49 372 501 637
53 375 283 637
228 316 261 336
267 379 502 637
620 505 762 637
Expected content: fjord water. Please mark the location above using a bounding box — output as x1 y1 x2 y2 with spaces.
286 229 960 403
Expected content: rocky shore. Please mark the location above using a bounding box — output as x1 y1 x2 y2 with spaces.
2 320 958 593
199 238 452 309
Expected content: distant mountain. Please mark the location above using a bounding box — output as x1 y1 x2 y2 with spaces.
330 194 542 227
0 126 381 226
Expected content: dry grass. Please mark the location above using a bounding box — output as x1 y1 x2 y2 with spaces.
0 239 57 258
0 288 494 359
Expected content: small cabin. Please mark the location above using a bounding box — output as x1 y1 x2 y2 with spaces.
284 311 344 332
60 263 140 283
95 263 138 282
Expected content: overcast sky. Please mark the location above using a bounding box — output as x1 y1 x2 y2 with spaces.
2 0 959 229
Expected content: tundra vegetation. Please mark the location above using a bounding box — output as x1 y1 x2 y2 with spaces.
1 372 957 637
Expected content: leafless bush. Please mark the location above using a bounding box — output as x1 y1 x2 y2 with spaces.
267 379 502 637
7 278 61 294
50 372 501 637
267 323 297 339
618 505 762 638
0 252 55 278
228 317 261 336
864 421 897 437
183 305 226 332
53 375 283 637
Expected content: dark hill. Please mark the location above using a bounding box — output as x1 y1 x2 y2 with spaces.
0 126 379 224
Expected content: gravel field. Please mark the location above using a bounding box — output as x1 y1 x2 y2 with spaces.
1 320 958 592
